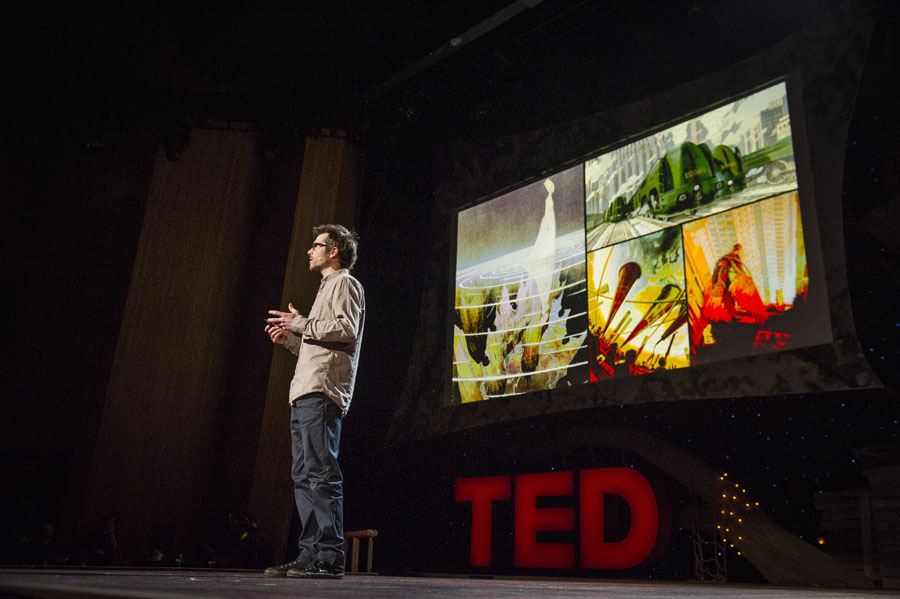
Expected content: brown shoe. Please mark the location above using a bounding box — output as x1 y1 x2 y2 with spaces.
286 567 309 578
263 556 307 577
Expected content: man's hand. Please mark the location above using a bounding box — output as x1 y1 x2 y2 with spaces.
265 324 286 345
267 303 301 329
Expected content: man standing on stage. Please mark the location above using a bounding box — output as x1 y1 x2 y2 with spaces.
262 224 365 579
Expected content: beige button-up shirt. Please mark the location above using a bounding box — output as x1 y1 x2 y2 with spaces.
283 269 365 415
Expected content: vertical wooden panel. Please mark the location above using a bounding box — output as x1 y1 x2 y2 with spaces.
80 126 260 561
248 133 362 560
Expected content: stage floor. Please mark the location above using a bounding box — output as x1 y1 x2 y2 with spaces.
2 569 900 599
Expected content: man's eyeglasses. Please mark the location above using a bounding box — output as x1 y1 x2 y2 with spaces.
310 242 329 251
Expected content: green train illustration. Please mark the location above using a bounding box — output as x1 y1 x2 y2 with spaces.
604 136 792 223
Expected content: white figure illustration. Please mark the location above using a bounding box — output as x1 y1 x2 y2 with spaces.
525 178 557 318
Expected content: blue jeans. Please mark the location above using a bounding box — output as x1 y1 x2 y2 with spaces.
290 393 344 570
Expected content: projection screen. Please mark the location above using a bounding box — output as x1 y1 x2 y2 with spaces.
451 80 832 405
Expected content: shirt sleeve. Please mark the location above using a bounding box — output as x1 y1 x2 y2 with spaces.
281 331 302 355
290 277 364 343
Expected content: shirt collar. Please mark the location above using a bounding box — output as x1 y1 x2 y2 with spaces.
320 268 345 285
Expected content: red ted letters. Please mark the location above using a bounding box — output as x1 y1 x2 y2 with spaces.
455 467 659 569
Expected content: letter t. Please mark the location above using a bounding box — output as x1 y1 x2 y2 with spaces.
456 476 511 567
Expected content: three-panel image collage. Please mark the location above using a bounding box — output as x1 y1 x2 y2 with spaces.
451 81 829 404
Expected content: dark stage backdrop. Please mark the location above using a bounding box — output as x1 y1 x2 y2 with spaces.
1 120 367 565
0 123 158 563
390 0 883 440
77 127 264 559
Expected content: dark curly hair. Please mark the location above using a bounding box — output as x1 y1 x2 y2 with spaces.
313 224 359 270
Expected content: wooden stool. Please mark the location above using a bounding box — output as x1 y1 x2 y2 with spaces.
344 529 378 574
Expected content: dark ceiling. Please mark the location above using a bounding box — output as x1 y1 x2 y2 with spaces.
6 0 849 145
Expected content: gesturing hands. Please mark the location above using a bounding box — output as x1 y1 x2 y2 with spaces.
268 303 301 328
265 323 286 345
265 303 302 345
